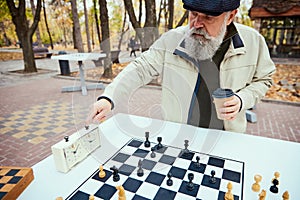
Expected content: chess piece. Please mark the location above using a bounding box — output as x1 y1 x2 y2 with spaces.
252 174 262 192
270 178 279 193
272 171 280 185
150 147 156 158
116 185 126 200
167 172 173 186
144 132 151 147
186 173 195 191
110 166 120 182
89 195 95 200
137 159 144 177
183 140 190 154
258 189 266 200
209 170 217 184
282 190 289 200
56 197 63 200
99 165 106 178
157 137 163 150
64 136 69 142
224 182 234 200
194 156 201 168
274 171 280 180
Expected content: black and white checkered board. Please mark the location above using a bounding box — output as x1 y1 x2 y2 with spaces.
67 139 244 200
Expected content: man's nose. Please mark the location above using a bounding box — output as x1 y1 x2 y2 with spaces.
193 16 205 29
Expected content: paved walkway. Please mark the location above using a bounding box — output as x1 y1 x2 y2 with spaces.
0 53 299 167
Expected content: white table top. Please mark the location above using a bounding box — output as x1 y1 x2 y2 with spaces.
18 113 300 200
51 52 106 61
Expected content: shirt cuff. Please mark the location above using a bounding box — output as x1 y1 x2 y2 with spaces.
97 96 114 110
234 94 242 112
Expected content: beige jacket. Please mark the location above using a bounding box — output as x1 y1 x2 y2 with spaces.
102 23 276 133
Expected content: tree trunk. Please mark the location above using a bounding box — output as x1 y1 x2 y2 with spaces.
6 0 42 73
42 0 53 49
163 0 168 31
93 0 101 45
123 0 143 48
71 0 84 52
167 0 174 30
143 0 158 51
118 10 128 50
124 0 159 52
30 0 42 47
138 0 142 26
157 0 164 26
99 0 112 78
176 10 189 28
83 0 92 52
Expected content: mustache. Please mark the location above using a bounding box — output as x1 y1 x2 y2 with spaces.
188 27 212 40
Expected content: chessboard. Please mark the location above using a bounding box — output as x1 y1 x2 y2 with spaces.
66 138 244 200
0 166 34 200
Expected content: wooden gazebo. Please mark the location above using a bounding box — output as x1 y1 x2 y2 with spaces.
249 0 300 57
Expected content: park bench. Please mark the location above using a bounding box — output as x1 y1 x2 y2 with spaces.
93 50 121 67
33 47 52 58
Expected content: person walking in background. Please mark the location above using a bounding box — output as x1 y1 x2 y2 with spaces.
129 37 137 57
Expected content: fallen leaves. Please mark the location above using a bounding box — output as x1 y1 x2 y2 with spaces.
265 64 300 102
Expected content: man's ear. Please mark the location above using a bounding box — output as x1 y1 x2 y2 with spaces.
227 9 238 25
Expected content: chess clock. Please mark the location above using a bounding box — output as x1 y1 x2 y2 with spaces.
51 124 101 173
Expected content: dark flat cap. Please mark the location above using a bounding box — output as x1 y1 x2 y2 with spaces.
182 0 240 16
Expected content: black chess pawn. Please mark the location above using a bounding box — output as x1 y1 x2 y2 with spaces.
110 166 120 182
150 147 156 158
167 172 173 186
209 170 216 184
144 131 151 148
270 178 279 193
186 173 195 191
137 159 144 177
157 137 163 150
194 156 201 168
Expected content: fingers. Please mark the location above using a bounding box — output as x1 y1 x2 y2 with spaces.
218 96 241 121
93 110 107 123
85 98 112 125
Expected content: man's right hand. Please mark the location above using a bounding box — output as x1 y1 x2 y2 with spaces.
86 98 112 125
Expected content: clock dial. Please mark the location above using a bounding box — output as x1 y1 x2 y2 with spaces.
81 128 100 153
64 142 84 168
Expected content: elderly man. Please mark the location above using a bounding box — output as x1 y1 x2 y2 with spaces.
87 0 275 133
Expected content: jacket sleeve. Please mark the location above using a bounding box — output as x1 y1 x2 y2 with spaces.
236 34 276 110
100 39 166 107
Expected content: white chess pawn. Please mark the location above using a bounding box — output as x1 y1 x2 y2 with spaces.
99 165 106 178
252 174 262 192
224 182 234 200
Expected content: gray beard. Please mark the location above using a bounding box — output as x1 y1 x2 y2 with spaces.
184 22 227 61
